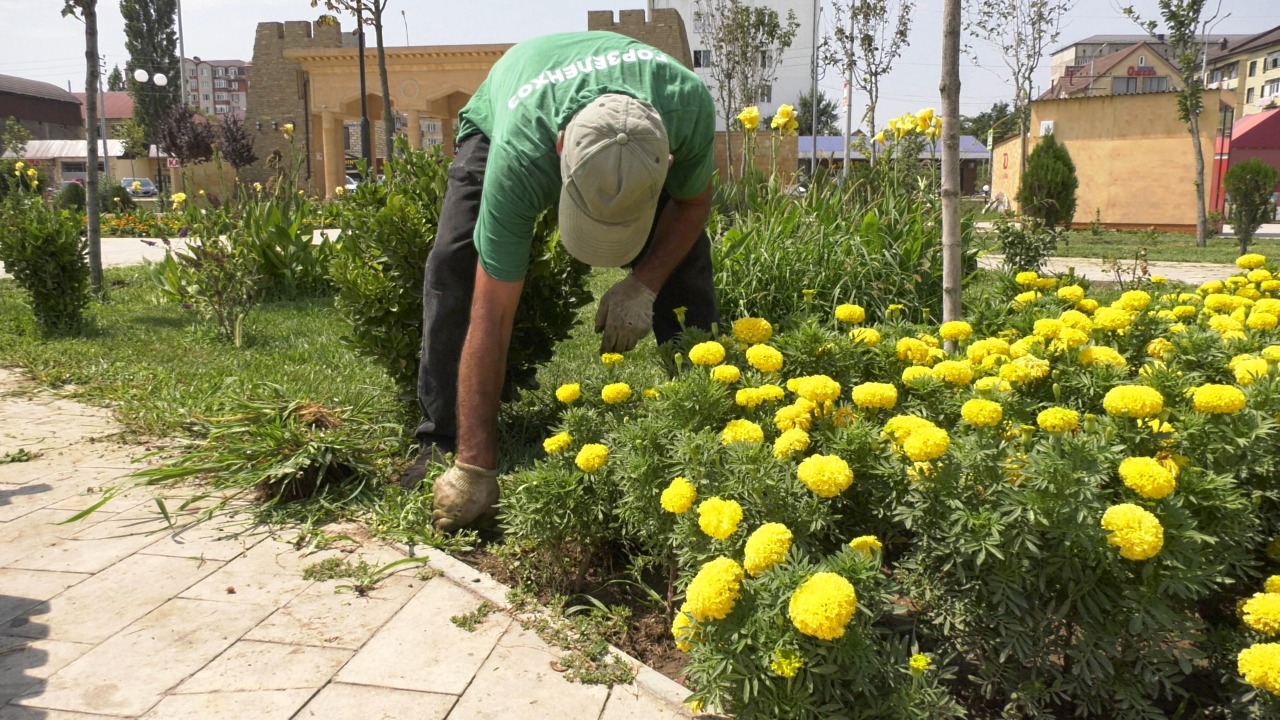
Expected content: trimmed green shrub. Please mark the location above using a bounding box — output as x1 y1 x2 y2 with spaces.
991 215 1062 272
100 182 136 214
329 139 592 401
0 192 91 335
1225 158 1279 254
54 180 86 212
1017 133 1078 229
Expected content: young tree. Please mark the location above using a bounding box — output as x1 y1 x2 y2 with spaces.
966 0 1075 169
693 0 800 180
940 0 962 324
217 114 258 171
1017 133 1078 229
1224 159 1279 254
796 89 840 136
121 0 179 145
1 116 33 158
1124 1 1218 247
824 0 913 159
157 105 215 166
107 64 125 92
312 0 394 166
61 0 104 296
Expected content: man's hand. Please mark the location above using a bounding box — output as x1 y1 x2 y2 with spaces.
431 461 499 531
594 275 656 352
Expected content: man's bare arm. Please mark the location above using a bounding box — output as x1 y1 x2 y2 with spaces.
456 264 525 470
631 181 714 293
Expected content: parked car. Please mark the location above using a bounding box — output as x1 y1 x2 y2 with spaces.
344 175 360 191
122 178 158 197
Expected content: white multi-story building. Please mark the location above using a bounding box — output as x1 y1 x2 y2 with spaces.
651 0 817 130
181 57 251 118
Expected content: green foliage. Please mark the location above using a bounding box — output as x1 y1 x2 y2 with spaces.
0 190 90 336
1017 133 1078 229
824 0 914 136
54 179 86 212
101 182 136 213
795 89 839 136
1 116 32 157
329 139 591 399
1225 158 1279 254
238 190 331 299
991 215 1061 272
959 100 1023 145
121 0 179 143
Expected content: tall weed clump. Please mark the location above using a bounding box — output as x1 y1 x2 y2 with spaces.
329 139 592 400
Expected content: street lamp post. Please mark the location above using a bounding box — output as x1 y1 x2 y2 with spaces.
356 2 372 170
133 68 169 188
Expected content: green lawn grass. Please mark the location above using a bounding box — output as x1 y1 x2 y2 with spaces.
1053 230 1280 265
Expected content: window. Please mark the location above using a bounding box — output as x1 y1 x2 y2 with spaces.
215 92 228 101
343 126 351 151
759 50 772 68
1248 87 1256 103
693 50 711 68
1138 55 1146 66
202 93 210 101
200 67 208 76
1263 79 1280 98
231 93 240 103
188 68 196 77
1142 76 1168 92
213 79 227 89
228 68 238 77
215 67 225 77
61 161 85 174
1111 76 1139 94
757 84 772 103
214 105 229 114
1250 60 1258 77
231 82 239 90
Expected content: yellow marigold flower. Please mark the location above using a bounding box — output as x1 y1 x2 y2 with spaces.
1243 593 1280 636
967 337 1011 364
737 105 760 131
773 427 811 459
1266 576 1280 594
896 337 931 364
1205 293 1247 313
685 556 744 620
736 387 765 409
932 360 973 386
1264 280 1280 292
961 398 1003 428
1037 407 1079 434
1116 290 1152 312
903 425 950 462
746 344 784 373
1010 335 1045 359
1250 268 1274 283
882 414 932 444
1076 298 1100 313
1015 271 1040 286
1102 385 1165 419
1034 277 1057 291
939 320 973 341
835 303 866 324
1210 315 1244 335
556 383 582 404
732 317 773 344
796 454 854 498
1147 338 1174 360
1238 253 1268 270
851 327 881 346
600 352 624 366
575 443 608 472
1192 384 1247 414
1094 306 1134 331
789 572 857 641
1238 643 1280 695
1265 345 1280 362
832 406 857 427
1119 456 1176 500
1013 290 1042 309
711 364 741 384
721 418 764 445
689 341 726 366
1079 345 1127 368
851 382 898 410
975 376 1012 395
1101 503 1164 560
643 387 660 399
1058 285 1086 303
1033 318 1063 340
1171 304 1198 319
697 497 744 540
909 654 933 674
543 431 572 455
849 534 882 556
744 522 793 576
601 382 633 404
999 355 1051 385
660 477 697 514
1249 312 1279 331
775 399 816 431
1151 275 1168 284
1052 327 1090 353
901 365 933 385
1236 358 1271 385
769 648 805 678
792 374 842 403
672 605 696 651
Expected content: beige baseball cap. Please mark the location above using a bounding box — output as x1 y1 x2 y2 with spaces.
558 94 669 267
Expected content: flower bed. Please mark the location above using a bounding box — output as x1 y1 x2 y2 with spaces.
101 211 184 238
499 256 1280 718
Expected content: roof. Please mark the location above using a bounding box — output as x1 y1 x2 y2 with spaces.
1040 42 1159 100
798 134 989 161
71 92 134 121
0 74 80 104
1208 24 1280 62
1054 33 1253 56
1 139 169 160
1230 108 1280 150
187 58 249 67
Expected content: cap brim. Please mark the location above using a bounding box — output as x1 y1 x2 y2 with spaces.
557 189 655 268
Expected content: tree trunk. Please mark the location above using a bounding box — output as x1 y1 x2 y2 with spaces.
940 0 962 324
374 2 394 165
723 110 735 183
83 0 104 296
1189 110 1208 247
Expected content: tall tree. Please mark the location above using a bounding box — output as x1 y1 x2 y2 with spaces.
217 115 258 171
121 0 180 145
61 0 104 296
959 100 1024 146
966 0 1075 169
312 0 394 167
1124 1 1218 247
824 0 913 159
796 89 840 136
940 0 961 324
693 0 800 180
107 64 125 92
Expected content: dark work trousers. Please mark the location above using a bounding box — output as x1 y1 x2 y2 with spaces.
413 132 719 451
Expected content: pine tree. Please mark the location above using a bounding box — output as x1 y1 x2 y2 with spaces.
1017 133 1078 229
107 64 125 92
1224 159 1279 254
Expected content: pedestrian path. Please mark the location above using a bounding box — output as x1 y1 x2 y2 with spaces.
0 368 689 719
978 253 1234 286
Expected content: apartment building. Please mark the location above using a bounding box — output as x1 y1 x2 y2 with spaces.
1049 33 1252 87
181 57 251 117
1205 25 1280 117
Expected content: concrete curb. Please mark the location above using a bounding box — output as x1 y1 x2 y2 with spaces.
392 541 695 718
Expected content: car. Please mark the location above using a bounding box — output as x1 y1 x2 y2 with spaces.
344 175 360 191
122 177 158 197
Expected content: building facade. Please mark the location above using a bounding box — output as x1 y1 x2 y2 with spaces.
182 57 251 117
0 74 83 143
1205 25 1280 118
1040 42 1182 100
1049 33 1252 90
71 91 133 139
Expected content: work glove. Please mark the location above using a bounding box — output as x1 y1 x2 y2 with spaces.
594 275 656 353
431 461 499 532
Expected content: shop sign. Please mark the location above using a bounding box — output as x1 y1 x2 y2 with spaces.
1128 65 1158 76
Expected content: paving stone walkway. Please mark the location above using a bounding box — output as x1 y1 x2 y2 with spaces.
0 369 689 719
977 253 1234 286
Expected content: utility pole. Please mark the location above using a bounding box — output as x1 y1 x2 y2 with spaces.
841 8 853 179
356 1 372 171
809 0 820 176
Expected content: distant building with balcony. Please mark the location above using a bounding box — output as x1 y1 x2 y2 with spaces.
1205 24 1280 118
1049 33 1252 90
182 57 251 118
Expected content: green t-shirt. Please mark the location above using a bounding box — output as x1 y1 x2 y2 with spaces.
456 31 716 282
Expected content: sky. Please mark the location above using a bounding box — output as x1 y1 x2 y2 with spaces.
2 0 1277 133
